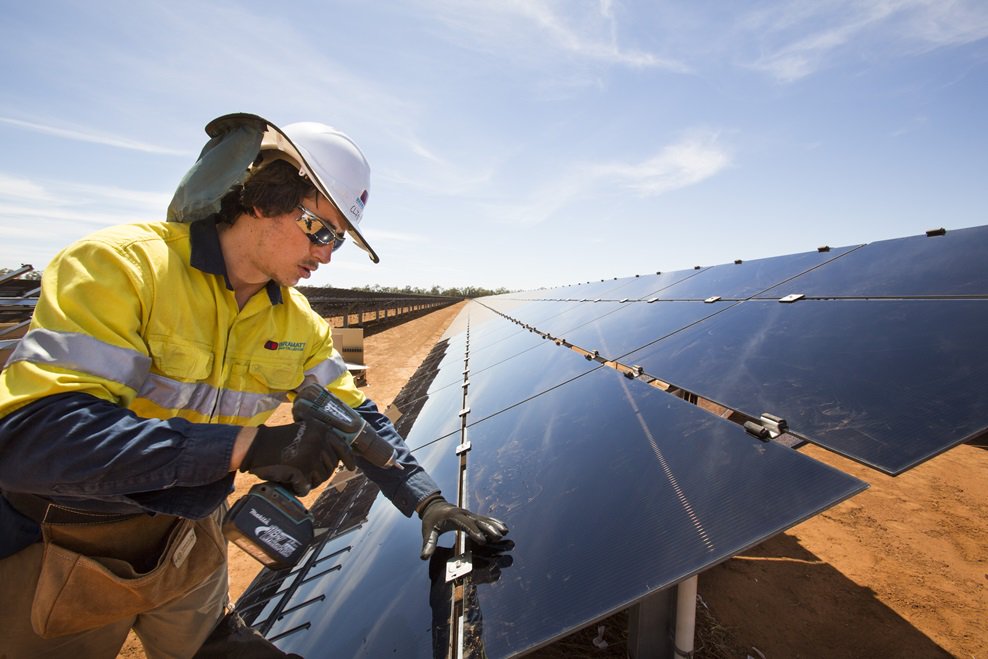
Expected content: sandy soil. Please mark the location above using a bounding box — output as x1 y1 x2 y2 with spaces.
700 442 987 658
119 300 987 658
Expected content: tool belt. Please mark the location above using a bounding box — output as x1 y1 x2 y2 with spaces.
4 491 145 525
3 491 226 638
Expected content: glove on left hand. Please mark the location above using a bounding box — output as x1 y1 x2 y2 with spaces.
419 495 509 560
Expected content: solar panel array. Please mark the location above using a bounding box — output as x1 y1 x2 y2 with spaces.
485 225 988 475
237 225 988 657
0 265 40 359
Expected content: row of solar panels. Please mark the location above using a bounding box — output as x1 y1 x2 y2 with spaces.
233 224 988 656
0 266 40 356
477 225 988 476
239 301 869 656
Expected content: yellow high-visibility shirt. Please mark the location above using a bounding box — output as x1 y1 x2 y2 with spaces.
0 219 363 426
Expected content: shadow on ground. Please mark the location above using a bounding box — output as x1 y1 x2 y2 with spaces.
524 531 950 659
699 532 951 658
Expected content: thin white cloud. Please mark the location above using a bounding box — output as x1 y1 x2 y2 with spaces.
0 202 156 228
896 0 988 48
0 116 191 156
740 0 988 82
0 173 172 267
593 131 732 195
509 0 683 69
0 173 51 202
375 129 502 197
421 0 689 71
481 130 731 224
0 173 169 214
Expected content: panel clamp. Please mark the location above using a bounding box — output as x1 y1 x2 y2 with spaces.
445 551 473 582
623 364 644 379
744 413 789 440
759 413 788 437
779 293 805 303
704 296 721 304
744 421 770 440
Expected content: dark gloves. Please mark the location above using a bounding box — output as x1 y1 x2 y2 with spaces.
419 495 509 560
240 422 356 496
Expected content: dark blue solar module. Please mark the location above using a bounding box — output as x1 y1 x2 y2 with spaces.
621 298 988 474
239 435 462 658
395 379 464 450
546 299 732 361
534 278 633 300
427 326 544 393
754 226 988 299
462 341 602 426
651 245 859 300
248 360 864 658
590 267 709 301
239 224 988 658
482 299 582 327
460 366 865 657
484 300 627 340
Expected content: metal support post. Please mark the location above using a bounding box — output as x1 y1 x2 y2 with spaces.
627 575 698 658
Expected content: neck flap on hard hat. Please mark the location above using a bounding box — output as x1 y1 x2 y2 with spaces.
167 113 270 224
168 113 380 264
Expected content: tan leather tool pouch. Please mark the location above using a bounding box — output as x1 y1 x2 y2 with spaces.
31 511 225 638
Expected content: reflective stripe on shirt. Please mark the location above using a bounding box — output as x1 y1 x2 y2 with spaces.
304 352 348 387
10 329 292 421
136 374 286 419
6 329 150 392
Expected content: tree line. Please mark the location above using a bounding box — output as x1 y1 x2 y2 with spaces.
350 284 512 298
2 268 510 299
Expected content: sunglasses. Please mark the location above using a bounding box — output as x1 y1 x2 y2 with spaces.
296 205 346 252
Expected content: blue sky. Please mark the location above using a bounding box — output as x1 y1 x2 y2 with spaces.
1 1 986 291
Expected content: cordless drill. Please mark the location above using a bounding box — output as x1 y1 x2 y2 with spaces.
223 383 401 569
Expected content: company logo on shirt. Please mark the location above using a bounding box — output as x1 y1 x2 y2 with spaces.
264 340 305 351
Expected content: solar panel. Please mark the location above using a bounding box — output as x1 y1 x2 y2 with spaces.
482 299 585 327
475 228 988 474
648 245 859 300
240 435 461 657
395 319 600 450
237 224 987 657
458 366 865 656
754 225 988 299
586 267 708 301
460 341 601 427
619 297 988 474
245 359 864 658
498 299 728 363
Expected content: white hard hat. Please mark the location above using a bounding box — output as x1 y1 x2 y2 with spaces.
169 113 379 263
259 121 377 263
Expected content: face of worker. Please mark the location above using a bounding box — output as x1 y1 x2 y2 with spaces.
256 193 347 288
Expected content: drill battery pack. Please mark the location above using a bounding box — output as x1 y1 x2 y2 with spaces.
223 483 315 570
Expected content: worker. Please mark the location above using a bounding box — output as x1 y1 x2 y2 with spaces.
0 113 508 658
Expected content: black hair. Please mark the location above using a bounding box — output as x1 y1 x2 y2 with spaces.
216 158 317 224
